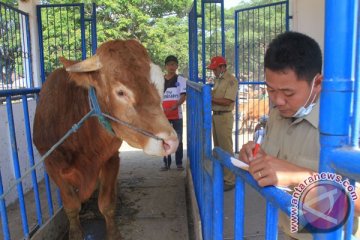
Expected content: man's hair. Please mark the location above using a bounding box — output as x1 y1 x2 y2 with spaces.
264 31 322 83
165 55 178 65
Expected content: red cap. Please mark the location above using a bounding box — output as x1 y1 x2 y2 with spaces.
207 56 227 70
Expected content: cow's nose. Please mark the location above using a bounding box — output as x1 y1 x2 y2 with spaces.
143 130 179 156
162 131 179 155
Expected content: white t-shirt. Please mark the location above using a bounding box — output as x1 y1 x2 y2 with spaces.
162 75 186 120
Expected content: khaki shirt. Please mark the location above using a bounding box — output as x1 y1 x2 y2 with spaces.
262 102 320 172
212 71 238 111
262 103 359 239
262 103 320 239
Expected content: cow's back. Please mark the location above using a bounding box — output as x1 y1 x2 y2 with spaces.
33 68 120 159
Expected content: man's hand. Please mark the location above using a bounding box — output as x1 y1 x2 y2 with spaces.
239 141 315 187
239 141 256 164
164 104 178 112
169 104 178 111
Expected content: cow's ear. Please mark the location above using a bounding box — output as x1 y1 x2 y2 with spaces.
59 57 79 68
59 56 102 88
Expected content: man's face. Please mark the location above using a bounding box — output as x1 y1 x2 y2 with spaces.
265 68 322 118
212 65 225 78
165 61 178 74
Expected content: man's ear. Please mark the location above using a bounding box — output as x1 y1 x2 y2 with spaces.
59 56 102 88
314 74 323 93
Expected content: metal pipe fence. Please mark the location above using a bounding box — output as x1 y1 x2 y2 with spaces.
0 3 97 240
187 1 360 239
234 0 289 153
0 2 33 91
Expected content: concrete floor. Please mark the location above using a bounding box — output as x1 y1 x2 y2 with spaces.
1 143 290 240
114 142 288 240
1 101 289 240
66 142 190 240
114 143 189 240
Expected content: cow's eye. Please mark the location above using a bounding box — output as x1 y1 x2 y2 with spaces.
117 90 125 97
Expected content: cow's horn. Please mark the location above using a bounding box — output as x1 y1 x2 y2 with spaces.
66 55 102 72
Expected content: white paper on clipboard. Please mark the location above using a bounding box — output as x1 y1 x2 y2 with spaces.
230 157 249 171
230 157 292 192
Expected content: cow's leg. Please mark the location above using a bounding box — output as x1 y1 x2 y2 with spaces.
45 152 83 240
98 154 120 240
64 207 82 240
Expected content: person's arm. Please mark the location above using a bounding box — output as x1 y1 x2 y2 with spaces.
249 151 316 187
239 142 315 187
240 140 360 216
212 97 233 106
169 93 186 110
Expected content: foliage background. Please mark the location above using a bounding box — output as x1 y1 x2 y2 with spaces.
1 0 281 76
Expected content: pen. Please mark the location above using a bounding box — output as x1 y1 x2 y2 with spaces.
252 135 263 157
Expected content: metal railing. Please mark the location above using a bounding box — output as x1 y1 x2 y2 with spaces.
0 2 33 91
187 0 360 239
187 80 293 239
234 0 289 153
0 3 97 240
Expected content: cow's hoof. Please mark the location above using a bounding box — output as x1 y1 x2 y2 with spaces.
68 228 83 240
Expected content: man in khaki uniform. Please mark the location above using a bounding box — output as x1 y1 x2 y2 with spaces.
207 56 238 191
239 32 360 238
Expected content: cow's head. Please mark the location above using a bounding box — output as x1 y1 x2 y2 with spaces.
59 40 178 156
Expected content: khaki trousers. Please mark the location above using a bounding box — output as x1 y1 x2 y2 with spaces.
212 112 235 185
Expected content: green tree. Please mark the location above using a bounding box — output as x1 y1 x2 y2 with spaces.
37 0 191 74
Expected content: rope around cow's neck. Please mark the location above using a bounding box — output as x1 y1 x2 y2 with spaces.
0 89 164 201
88 87 164 141
101 113 163 141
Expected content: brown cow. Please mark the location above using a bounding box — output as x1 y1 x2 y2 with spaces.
238 99 270 132
33 40 179 240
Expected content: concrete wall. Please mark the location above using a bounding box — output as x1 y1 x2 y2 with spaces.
290 0 325 53
0 99 43 205
19 0 41 87
0 0 43 206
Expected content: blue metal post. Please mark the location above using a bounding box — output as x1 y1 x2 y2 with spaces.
203 84 212 157
25 14 34 88
0 171 11 240
234 10 240 153
6 96 29 238
234 176 245 240
212 160 223 240
80 4 86 60
221 0 225 57
188 2 198 82
285 0 289 31
201 1 206 83
351 2 360 148
36 6 46 83
203 83 213 239
321 0 356 139
91 3 97 55
44 172 54 216
265 201 278 240
203 173 213 240
319 0 358 239
22 95 42 226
